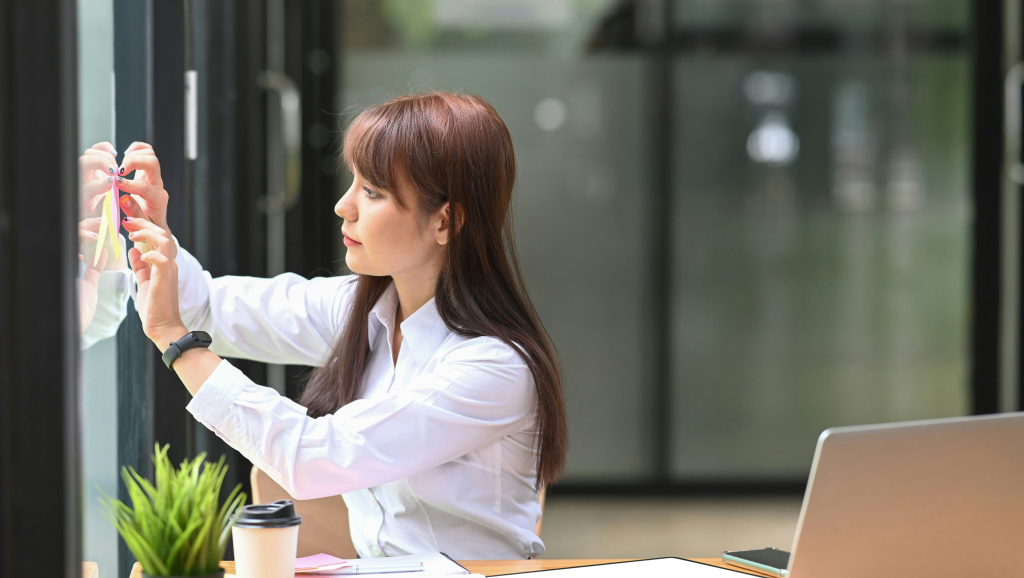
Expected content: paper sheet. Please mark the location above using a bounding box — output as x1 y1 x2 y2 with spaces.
498 558 750 577
296 553 470 576
108 183 121 261
91 184 122 266
92 190 109 266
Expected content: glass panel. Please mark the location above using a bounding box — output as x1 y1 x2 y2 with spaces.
669 1 971 479
340 0 657 481
338 0 973 484
77 0 120 575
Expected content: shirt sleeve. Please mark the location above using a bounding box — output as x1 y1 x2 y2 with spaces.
81 270 131 350
185 339 536 500
174 241 357 366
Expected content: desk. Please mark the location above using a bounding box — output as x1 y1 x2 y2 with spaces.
131 558 757 577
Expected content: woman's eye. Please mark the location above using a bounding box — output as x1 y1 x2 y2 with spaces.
363 186 382 199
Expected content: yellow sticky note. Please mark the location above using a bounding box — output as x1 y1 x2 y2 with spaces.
93 191 110 266
106 184 122 263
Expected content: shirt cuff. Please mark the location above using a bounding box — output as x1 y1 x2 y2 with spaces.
186 359 251 430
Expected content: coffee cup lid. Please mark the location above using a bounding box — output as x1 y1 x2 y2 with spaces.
234 500 302 529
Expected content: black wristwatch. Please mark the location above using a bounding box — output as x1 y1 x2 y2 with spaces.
162 331 213 369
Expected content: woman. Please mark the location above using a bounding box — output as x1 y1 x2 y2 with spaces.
120 92 567 559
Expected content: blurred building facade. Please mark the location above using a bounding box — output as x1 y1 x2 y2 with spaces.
337 0 971 484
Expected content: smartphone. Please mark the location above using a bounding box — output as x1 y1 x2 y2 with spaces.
721 548 791 577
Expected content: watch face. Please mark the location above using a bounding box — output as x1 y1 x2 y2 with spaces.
191 331 212 344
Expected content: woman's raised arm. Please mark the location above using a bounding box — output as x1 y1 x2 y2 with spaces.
173 243 355 366
121 200 355 368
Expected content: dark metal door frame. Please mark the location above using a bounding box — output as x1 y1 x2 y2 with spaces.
0 0 81 576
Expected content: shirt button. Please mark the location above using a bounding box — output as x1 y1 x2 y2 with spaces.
372 545 384 557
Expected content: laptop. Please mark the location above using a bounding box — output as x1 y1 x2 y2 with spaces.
496 413 1024 578
785 411 1024 577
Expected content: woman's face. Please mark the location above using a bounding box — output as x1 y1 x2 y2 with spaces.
335 169 447 280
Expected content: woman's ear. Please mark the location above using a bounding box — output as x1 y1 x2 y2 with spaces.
434 202 465 246
435 203 451 246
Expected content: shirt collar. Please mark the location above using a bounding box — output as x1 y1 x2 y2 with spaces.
367 282 399 349
399 296 449 370
367 282 449 369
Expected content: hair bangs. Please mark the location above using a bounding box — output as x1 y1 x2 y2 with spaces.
342 105 412 209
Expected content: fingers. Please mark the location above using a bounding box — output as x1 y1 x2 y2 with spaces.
116 174 168 208
123 217 172 253
118 194 148 220
80 178 114 213
84 249 109 284
118 154 161 181
90 142 117 155
123 142 153 155
96 246 109 271
118 197 154 254
79 153 118 178
78 217 101 257
140 249 169 264
121 215 167 235
79 216 102 233
79 217 101 242
125 227 168 251
128 247 151 284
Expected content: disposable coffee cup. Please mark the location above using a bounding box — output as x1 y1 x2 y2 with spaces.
232 500 302 578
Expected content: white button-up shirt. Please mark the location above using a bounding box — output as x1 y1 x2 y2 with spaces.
174 246 545 559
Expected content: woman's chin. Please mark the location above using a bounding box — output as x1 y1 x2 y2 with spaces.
344 253 377 276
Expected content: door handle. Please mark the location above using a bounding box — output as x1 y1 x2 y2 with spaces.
1005 62 1024 184
257 71 302 212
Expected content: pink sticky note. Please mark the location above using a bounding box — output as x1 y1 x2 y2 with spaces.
295 554 348 571
111 181 120 233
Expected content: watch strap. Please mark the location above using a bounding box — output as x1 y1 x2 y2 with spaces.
162 331 212 369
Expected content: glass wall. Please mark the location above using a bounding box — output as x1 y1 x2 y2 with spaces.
339 0 971 483
668 0 970 479
78 0 124 576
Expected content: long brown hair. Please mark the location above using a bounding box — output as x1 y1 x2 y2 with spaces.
300 92 567 487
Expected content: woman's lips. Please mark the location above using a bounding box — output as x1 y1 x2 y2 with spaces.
343 235 362 247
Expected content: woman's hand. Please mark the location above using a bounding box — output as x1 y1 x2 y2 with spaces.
78 141 117 219
78 216 101 262
78 248 108 333
117 142 172 238
125 217 186 351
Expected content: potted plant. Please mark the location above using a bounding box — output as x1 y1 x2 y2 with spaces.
102 444 247 578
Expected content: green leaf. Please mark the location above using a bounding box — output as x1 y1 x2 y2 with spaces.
101 444 246 577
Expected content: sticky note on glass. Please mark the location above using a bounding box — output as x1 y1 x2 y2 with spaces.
92 183 122 266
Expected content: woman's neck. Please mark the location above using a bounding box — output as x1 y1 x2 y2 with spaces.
391 267 439 325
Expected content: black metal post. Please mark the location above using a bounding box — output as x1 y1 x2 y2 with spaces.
971 0 1005 415
0 0 81 576
646 0 675 482
114 0 156 573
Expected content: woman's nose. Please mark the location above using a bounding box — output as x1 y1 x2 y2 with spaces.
336 191 353 219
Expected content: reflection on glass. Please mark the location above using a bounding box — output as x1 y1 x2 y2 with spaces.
340 0 972 484
79 143 130 347
77 0 127 576
669 1 970 479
